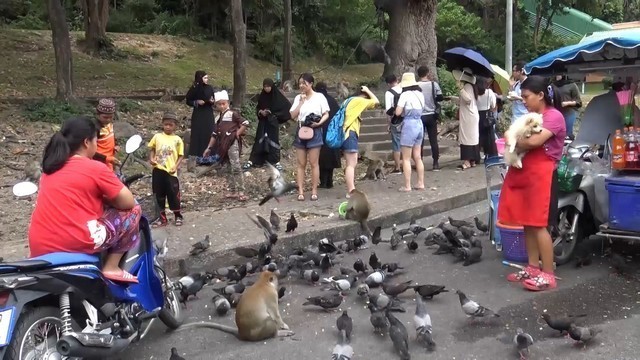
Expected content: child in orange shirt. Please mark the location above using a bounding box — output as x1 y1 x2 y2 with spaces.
93 98 119 171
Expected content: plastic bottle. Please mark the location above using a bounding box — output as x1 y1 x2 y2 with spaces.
625 126 638 169
612 129 626 169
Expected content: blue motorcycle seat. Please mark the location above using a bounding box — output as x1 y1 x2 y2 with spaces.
32 252 101 267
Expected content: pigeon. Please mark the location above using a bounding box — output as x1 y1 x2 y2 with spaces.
448 216 472 228
368 293 405 313
319 238 339 254
189 235 211 256
381 262 404 274
331 341 353 360
413 284 449 300
224 293 243 308
540 313 586 335
177 259 189 277
514 328 534 360
340 267 358 277
178 273 211 304
270 209 280 231
213 283 246 296
458 226 476 240
356 283 369 298
369 251 382 270
353 258 368 273
303 293 344 310
610 252 633 276
234 246 260 258
382 280 415 298
406 238 418 252
574 242 593 268
352 234 368 250
389 226 402 250
324 276 358 292
455 290 500 319
408 219 427 235
247 213 278 245
300 269 320 284
259 162 297 205
387 311 411 360
226 264 247 283
461 246 483 266
286 213 298 233
365 270 386 288
568 324 601 347
211 294 231 316
170 347 185 360
278 286 286 299
371 226 382 245
368 303 390 334
336 311 353 342
320 254 334 273
474 216 489 233
414 293 435 351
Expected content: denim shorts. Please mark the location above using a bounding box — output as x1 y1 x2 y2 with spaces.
293 127 324 149
342 130 358 153
390 124 402 152
400 119 424 147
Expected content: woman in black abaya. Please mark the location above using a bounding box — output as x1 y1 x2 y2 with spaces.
244 79 292 170
185 70 216 167
315 82 341 188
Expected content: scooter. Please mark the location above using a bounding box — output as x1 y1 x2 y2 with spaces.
0 135 182 360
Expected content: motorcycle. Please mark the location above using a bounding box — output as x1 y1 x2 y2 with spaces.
0 135 182 360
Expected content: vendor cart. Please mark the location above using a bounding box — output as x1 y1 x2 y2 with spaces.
485 156 508 251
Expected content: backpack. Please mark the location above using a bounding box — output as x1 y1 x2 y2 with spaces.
325 97 354 149
386 89 403 125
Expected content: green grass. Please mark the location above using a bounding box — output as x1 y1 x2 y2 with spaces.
0 29 383 98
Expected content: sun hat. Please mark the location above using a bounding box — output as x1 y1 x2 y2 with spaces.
452 67 477 85
399 72 419 88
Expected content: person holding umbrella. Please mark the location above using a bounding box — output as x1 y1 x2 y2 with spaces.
453 68 480 170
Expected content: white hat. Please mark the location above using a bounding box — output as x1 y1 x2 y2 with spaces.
214 90 229 102
399 72 419 88
452 67 476 85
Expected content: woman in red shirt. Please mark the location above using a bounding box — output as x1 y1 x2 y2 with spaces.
498 76 566 291
28 117 141 283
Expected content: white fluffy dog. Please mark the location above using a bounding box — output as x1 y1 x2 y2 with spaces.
503 112 544 168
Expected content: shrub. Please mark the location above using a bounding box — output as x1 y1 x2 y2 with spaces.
23 99 93 124
437 66 457 97
117 98 149 113
240 99 258 125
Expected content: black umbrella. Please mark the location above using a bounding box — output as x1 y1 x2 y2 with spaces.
443 47 494 78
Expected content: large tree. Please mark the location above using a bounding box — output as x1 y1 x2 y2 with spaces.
79 0 110 52
230 0 247 107
47 0 74 100
374 0 438 78
281 0 293 83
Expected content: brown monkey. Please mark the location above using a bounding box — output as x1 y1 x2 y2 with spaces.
282 80 294 92
345 188 372 237
360 152 386 181
178 271 294 341
336 81 350 101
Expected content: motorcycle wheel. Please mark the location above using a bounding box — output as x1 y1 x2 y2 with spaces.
553 206 583 265
157 269 183 330
3 306 68 360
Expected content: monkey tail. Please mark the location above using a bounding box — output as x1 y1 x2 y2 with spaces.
361 220 372 239
178 321 239 336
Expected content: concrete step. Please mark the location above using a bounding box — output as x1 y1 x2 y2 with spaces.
369 146 449 160
360 123 388 133
359 131 392 143
360 116 388 126
362 140 450 152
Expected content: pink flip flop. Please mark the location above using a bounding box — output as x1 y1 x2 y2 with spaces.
103 270 139 284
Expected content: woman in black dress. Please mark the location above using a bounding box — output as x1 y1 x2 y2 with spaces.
315 82 341 188
244 78 292 171
185 70 215 167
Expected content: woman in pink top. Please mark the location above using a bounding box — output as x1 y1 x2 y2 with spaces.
498 76 566 292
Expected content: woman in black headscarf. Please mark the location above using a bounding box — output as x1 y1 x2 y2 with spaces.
315 82 341 188
185 70 215 167
244 79 292 170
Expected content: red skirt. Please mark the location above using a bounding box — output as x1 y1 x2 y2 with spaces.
498 147 558 227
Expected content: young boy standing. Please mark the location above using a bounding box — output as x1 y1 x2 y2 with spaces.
148 112 185 227
93 98 120 171
203 90 249 201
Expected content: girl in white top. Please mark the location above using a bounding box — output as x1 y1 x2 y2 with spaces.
476 77 498 158
289 73 330 201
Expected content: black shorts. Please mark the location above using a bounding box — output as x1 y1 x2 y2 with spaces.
548 170 559 227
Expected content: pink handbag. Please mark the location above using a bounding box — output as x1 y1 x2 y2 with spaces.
297 126 314 140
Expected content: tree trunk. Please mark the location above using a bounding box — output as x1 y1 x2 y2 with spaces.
47 0 74 101
230 0 247 108
380 0 438 79
281 0 293 83
80 0 110 52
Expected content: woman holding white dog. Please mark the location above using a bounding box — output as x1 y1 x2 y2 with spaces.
454 68 481 170
498 76 566 292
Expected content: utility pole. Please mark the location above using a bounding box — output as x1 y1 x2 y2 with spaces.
505 0 513 76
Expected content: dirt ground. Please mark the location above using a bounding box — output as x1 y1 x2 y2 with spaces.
0 100 367 252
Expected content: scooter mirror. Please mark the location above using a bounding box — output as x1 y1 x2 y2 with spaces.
125 134 143 154
13 181 38 197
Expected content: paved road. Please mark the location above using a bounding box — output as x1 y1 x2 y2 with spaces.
123 202 640 360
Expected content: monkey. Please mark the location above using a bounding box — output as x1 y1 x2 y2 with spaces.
177 271 294 341
360 151 386 181
344 188 372 238
282 80 294 92
336 81 350 101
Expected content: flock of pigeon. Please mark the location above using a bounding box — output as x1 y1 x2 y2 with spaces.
171 212 608 360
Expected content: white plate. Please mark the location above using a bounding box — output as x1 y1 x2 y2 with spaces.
0 307 15 346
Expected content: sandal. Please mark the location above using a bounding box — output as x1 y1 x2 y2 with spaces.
310 194 318 201
274 162 284 171
242 161 253 170
175 217 184 226
225 193 239 199
398 187 412 192
297 194 305 201
238 194 248 202
103 270 139 284
151 219 167 228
